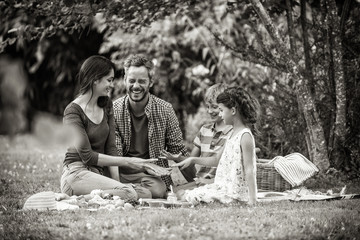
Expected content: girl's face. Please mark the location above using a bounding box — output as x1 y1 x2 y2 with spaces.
94 69 115 97
218 103 233 125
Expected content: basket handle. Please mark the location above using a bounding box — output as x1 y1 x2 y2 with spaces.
257 158 272 163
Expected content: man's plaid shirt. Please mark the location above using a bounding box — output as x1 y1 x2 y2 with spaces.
113 94 189 159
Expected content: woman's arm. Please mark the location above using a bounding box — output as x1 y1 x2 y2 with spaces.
241 133 257 205
109 166 120 181
97 154 170 176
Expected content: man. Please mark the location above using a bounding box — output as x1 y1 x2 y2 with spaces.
113 54 195 198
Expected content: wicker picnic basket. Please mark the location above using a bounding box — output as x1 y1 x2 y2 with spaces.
256 159 292 192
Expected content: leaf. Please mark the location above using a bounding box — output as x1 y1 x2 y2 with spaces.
7 28 18 34
202 47 209 61
8 38 16 45
210 64 216 75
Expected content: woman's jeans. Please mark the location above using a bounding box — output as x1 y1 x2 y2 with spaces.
61 162 151 201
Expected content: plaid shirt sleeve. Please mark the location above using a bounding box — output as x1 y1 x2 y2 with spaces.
193 127 202 149
113 98 124 157
165 106 189 157
114 128 124 157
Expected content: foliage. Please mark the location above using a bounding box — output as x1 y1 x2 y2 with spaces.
1 0 359 174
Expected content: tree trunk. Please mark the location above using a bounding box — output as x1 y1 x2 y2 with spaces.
249 0 330 171
325 0 347 167
285 0 295 54
301 0 315 95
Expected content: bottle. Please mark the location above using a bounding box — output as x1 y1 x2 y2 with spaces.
167 192 177 203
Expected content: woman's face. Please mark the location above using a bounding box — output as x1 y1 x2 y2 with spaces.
218 103 233 125
94 69 115 97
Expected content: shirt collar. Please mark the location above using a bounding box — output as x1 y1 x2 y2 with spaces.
125 94 153 116
211 123 233 134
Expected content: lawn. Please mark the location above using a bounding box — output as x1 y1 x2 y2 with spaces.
1 134 360 240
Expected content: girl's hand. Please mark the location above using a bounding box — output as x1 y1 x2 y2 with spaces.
172 158 193 170
143 163 172 176
160 150 182 162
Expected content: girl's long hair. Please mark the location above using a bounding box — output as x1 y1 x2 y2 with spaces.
217 86 261 135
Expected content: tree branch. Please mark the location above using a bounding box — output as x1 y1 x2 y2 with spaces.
208 27 288 72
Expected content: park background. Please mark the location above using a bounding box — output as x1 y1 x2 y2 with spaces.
1 0 360 239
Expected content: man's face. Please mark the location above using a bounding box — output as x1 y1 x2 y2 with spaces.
125 66 153 102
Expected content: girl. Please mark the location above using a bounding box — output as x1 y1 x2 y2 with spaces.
174 86 259 205
60 55 170 202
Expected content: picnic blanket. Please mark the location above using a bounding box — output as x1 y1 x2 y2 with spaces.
22 190 192 211
269 153 319 187
257 186 360 202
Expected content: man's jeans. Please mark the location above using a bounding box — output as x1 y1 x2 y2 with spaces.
120 172 167 198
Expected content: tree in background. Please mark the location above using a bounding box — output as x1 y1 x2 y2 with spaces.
1 0 359 176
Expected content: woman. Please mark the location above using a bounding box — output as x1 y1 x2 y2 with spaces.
60 55 170 202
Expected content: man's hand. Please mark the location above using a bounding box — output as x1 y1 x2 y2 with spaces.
143 163 172 176
172 157 193 170
160 150 183 163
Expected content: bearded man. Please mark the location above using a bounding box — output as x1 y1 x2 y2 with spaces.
113 54 195 198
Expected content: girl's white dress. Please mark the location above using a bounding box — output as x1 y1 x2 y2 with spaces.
184 128 256 204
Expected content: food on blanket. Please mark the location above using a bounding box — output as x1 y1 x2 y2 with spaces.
56 201 80 211
124 203 134 210
102 193 113 199
87 202 100 208
88 195 108 206
90 189 104 197
114 199 125 207
99 204 116 211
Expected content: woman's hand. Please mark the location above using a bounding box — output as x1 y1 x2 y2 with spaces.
143 163 172 176
125 158 157 172
172 157 194 170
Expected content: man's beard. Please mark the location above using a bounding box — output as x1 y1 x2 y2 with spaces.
128 87 149 102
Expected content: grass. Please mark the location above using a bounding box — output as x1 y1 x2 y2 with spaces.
1 134 360 240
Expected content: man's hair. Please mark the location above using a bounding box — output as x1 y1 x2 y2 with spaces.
123 54 154 80
204 83 228 103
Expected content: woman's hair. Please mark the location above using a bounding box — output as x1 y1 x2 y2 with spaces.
216 86 260 135
77 55 115 108
123 54 154 80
